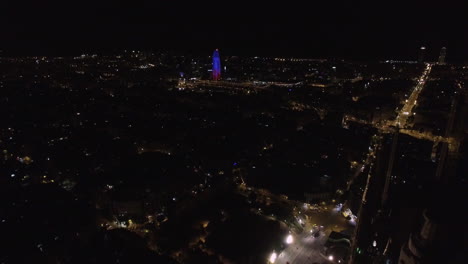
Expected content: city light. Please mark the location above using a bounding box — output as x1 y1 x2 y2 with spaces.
212 49 221 80
334 203 343 211
269 252 277 263
342 208 352 217
0 27 453 264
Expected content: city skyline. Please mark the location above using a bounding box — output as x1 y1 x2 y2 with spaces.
1 2 466 264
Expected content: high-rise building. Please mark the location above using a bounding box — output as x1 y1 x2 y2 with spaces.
212 49 221 80
398 208 447 264
438 47 447 65
418 47 426 63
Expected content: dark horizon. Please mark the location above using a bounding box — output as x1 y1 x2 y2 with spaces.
1 1 467 62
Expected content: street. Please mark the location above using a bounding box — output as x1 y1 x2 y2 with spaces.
275 205 354 264
276 232 329 264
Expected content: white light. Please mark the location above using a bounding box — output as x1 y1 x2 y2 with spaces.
269 252 277 263
328 255 334 261
373 240 377 247
286 234 294 244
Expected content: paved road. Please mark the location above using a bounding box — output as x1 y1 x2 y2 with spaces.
276 207 353 264
394 63 432 128
276 232 329 264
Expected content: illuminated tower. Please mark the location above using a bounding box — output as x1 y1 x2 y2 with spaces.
418 47 426 63
438 47 446 65
212 49 221 80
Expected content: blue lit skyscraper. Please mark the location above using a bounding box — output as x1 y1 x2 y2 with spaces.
212 49 221 80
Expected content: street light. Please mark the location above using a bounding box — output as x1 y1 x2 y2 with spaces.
286 234 294 244
328 255 334 261
269 252 277 263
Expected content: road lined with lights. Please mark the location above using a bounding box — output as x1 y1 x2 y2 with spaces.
393 63 432 128
344 64 453 146
346 135 381 191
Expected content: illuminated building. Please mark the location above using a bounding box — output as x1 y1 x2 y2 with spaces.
212 49 221 80
438 47 446 65
418 47 426 63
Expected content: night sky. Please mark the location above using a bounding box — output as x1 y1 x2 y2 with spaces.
1 0 467 61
